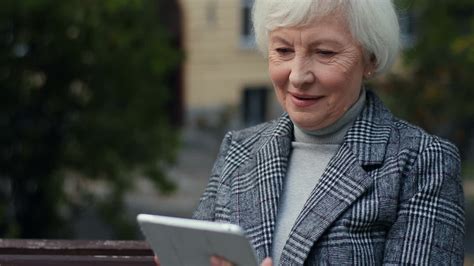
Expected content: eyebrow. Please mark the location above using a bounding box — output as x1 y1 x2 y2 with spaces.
270 35 292 46
270 34 344 48
308 39 344 49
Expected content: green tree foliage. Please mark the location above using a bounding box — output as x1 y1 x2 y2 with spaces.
379 0 474 161
0 0 180 238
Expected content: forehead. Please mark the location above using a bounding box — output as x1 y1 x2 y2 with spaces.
269 15 354 45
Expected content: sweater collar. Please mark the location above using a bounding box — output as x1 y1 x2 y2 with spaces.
293 89 366 145
272 89 392 166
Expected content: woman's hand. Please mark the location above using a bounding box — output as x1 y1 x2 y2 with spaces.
260 257 273 266
210 256 272 266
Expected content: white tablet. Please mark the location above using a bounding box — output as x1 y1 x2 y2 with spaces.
137 214 258 266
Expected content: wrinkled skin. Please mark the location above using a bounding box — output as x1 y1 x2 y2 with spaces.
268 15 374 131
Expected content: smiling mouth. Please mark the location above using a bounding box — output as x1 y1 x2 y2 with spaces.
294 95 322 100
290 93 324 107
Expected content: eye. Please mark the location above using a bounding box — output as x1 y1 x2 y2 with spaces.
316 49 336 57
275 47 293 55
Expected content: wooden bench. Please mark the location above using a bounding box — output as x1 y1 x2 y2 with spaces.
0 239 155 265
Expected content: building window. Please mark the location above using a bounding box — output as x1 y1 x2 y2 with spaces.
240 0 256 49
242 86 268 126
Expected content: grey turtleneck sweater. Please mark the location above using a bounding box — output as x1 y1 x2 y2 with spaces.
271 89 366 264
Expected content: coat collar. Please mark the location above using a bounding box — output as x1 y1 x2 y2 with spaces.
270 90 393 166
344 90 393 167
249 90 393 263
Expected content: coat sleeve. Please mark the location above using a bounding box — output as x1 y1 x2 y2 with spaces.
383 138 465 265
192 132 233 221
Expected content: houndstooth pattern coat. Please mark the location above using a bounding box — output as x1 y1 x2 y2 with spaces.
193 90 464 265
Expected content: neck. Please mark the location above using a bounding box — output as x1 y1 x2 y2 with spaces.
293 88 366 145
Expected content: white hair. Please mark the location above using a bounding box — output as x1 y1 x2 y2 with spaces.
252 0 400 75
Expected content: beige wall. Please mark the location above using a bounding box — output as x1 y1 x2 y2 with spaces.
179 0 271 110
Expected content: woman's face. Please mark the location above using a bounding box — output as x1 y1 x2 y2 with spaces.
268 15 372 131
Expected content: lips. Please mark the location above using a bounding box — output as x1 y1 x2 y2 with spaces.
289 92 324 108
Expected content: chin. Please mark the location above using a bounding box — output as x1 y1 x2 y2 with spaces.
290 113 324 131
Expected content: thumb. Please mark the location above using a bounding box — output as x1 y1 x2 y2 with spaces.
261 257 273 266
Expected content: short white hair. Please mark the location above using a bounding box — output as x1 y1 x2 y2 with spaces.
252 0 400 75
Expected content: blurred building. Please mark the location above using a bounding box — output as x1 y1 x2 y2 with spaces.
125 0 281 224
177 0 280 129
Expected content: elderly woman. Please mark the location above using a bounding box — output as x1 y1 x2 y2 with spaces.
194 0 465 265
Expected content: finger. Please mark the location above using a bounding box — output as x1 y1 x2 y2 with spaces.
210 256 222 266
210 255 234 266
222 259 234 266
153 256 161 266
261 257 273 266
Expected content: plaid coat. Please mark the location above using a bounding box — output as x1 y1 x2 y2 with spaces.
193 91 464 265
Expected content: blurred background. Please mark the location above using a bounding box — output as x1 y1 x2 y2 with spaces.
0 0 472 262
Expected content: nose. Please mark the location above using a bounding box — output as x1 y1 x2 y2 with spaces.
289 56 315 89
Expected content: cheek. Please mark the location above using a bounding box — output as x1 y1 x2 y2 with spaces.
268 64 289 108
319 66 361 101
318 67 349 88
269 64 289 89
324 74 361 112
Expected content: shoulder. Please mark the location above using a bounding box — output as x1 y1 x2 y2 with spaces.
364 92 463 228
361 90 460 176
226 114 290 146
390 116 460 164
378 106 461 190
232 116 281 138
365 90 459 160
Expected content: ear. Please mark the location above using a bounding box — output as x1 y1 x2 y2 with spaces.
363 54 377 79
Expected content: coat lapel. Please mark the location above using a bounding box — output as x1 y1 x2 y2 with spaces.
254 114 293 258
279 91 393 264
236 114 293 261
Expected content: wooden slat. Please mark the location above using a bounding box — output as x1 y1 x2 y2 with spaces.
0 239 153 256
0 240 156 266
0 255 154 266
